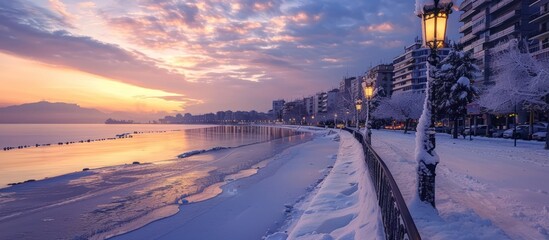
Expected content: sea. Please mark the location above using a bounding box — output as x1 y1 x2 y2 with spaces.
0 124 301 187
0 124 311 239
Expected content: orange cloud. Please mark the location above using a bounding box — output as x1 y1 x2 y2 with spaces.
367 22 395 32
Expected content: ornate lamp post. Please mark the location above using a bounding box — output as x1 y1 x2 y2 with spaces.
416 0 453 208
355 99 362 129
362 79 374 143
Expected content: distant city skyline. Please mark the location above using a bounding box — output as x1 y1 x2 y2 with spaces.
0 0 462 114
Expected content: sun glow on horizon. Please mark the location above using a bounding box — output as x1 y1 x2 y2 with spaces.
0 52 189 113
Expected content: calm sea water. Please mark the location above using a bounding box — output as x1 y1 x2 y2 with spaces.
0 124 297 187
0 124 212 148
0 124 308 239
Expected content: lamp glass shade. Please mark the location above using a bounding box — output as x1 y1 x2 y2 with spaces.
422 10 448 49
364 86 374 99
356 104 362 111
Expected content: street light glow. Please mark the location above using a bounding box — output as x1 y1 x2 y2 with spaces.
419 0 452 49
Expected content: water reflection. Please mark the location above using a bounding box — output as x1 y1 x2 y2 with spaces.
0 126 310 240
0 126 301 187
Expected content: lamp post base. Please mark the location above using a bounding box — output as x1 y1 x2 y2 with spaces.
418 160 437 208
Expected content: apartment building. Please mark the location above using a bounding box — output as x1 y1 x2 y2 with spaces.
303 96 315 116
530 0 549 60
459 0 537 83
392 39 450 94
272 99 285 119
364 64 394 96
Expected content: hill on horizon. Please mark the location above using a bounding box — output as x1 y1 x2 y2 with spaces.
0 101 108 123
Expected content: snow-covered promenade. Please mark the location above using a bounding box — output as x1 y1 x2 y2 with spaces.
372 129 549 239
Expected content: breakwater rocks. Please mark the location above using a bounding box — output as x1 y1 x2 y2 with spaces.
2 130 182 152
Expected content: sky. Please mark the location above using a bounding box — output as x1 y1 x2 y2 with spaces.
0 0 462 115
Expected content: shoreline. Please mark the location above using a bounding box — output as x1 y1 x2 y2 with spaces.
0 130 316 239
113 131 339 240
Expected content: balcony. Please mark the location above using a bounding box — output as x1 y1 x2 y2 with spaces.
491 10 517 28
530 29 549 41
460 0 472 9
490 0 514 14
459 20 474 33
473 50 486 60
490 41 513 53
460 8 477 21
530 0 549 7
472 0 489 9
460 33 477 44
529 9 549 24
532 44 549 59
472 23 486 35
488 25 516 42
471 36 488 47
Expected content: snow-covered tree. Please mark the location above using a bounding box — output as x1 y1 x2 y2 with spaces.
335 80 383 128
433 46 479 138
479 39 549 149
373 91 425 134
336 86 360 127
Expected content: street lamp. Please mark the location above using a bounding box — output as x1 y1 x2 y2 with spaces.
416 0 453 208
362 79 374 143
334 113 338 129
355 99 362 129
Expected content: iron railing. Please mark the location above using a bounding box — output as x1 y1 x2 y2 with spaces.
343 128 421 240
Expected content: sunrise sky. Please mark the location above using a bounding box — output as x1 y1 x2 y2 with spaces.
0 0 461 114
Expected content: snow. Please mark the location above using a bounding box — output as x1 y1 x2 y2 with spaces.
115 129 342 240
415 64 439 166
269 131 384 240
415 0 454 15
0 128 318 239
372 129 549 239
457 76 470 87
3 124 547 239
374 91 425 121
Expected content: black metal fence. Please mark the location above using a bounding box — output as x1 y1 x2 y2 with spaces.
343 128 421 240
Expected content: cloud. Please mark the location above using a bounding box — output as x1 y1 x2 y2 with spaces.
48 0 75 26
367 22 395 32
0 0 464 113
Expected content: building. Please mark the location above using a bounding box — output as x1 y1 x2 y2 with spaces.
339 77 354 94
392 38 450 94
314 92 328 113
530 0 549 60
326 89 339 112
282 100 305 122
459 0 537 83
303 96 315 115
272 99 285 120
364 64 394 96
350 77 363 99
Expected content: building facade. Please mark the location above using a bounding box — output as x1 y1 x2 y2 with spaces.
392 39 450 94
364 64 394 96
530 0 549 60
272 99 285 120
459 0 537 83
326 89 339 113
303 96 315 116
